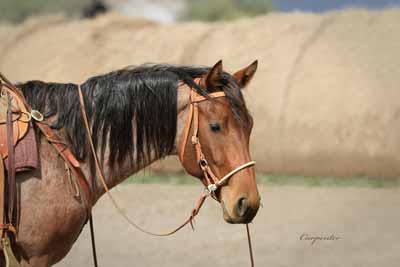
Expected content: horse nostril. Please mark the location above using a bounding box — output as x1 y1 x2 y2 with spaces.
236 197 249 217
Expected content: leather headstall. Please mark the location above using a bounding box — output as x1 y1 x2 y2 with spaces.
179 84 255 199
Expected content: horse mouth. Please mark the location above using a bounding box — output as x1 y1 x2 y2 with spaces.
221 200 234 223
221 199 258 224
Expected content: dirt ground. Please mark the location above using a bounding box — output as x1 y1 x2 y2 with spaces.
55 184 400 267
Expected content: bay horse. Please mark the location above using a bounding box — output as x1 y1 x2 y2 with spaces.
1 60 260 266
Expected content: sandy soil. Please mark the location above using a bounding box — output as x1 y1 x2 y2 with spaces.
55 184 400 267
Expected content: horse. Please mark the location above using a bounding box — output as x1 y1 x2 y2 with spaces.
0 60 260 266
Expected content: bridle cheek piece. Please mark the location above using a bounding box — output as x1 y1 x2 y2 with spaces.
178 87 255 197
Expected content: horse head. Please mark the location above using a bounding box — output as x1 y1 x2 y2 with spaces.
177 60 260 224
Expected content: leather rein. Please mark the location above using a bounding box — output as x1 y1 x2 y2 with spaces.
0 73 256 266
78 80 256 266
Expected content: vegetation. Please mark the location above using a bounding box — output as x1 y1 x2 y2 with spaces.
125 173 400 188
0 0 273 23
0 0 91 23
180 0 274 22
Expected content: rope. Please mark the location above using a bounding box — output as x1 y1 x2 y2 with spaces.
246 224 255 267
217 161 255 187
89 215 98 267
77 84 256 267
77 85 207 236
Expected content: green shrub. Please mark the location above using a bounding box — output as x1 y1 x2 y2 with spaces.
180 0 273 22
0 0 90 23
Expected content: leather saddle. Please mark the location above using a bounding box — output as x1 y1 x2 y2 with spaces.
0 88 30 159
0 79 31 267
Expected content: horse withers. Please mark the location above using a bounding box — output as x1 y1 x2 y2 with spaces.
1 60 260 266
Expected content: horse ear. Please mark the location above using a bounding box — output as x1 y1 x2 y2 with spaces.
205 60 223 90
233 60 258 88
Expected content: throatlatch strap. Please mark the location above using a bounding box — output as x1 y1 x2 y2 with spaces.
179 99 193 162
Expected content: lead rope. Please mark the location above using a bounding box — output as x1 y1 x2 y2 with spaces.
89 215 98 267
246 224 255 267
78 85 256 267
77 85 208 237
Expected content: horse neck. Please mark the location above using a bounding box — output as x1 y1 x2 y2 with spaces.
80 150 161 203
82 83 192 203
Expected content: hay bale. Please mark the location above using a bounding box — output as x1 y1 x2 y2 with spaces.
1 9 399 177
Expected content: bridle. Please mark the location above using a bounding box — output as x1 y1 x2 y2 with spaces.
77 79 257 266
0 74 257 266
178 84 257 267
178 87 256 197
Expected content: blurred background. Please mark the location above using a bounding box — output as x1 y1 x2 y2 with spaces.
1 0 400 267
1 0 400 23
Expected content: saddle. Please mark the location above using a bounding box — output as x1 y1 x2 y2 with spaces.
0 74 92 267
0 88 30 159
0 76 33 267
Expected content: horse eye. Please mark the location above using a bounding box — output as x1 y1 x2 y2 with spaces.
210 123 221 132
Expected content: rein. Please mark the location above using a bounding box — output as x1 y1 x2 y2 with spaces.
77 83 256 266
0 73 256 266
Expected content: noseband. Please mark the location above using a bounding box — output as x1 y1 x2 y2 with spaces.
179 87 255 196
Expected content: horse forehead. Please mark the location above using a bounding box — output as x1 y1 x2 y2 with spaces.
201 100 233 122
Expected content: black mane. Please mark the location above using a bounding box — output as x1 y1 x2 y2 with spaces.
19 64 250 176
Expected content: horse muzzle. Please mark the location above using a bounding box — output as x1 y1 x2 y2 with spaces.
221 195 260 224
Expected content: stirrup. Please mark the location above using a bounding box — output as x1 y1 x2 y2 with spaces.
1 235 20 267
